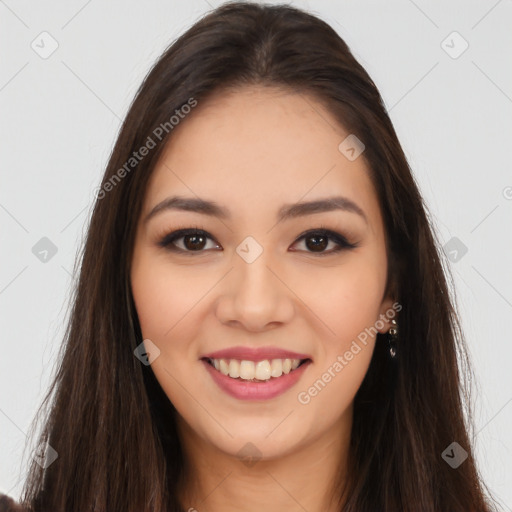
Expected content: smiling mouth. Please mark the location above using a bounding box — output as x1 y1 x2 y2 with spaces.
203 357 311 382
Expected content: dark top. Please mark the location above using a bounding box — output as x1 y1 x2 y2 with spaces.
0 494 28 512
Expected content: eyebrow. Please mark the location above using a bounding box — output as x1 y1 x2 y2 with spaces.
144 195 368 225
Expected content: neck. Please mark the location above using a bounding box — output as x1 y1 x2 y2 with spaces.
176 411 351 512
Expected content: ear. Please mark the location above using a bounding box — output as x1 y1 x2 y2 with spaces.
376 296 400 334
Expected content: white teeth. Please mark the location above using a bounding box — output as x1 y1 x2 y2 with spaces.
208 357 304 381
270 359 282 377
239 360 255 379
255 360 271 380
219 358 229 376
228 359 240 378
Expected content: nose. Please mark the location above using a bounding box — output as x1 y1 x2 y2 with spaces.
215 250 295 332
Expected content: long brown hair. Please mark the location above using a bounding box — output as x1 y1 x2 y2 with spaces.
20 2 496 510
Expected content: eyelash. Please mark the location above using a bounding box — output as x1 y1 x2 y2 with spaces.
156 224 359 256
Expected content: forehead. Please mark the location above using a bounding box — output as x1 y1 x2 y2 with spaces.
144 86 381 231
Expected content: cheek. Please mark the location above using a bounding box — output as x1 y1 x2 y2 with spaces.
291 255 387 344
294 268 382 422
130 253 209 409
292 254 386 418
131 252 210 342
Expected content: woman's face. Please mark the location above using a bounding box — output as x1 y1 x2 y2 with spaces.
130 86 394 461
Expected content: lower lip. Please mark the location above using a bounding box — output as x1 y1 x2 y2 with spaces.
202 359 311 401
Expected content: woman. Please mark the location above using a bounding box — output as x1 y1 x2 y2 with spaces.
1 2 496 510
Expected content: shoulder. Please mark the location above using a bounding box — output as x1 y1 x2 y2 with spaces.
0 494 29 512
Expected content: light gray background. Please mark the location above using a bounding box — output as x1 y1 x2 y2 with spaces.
1 0 511 508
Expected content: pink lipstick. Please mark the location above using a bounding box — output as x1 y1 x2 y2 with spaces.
201 345 312 401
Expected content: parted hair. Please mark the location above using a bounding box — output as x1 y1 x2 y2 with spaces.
18 2 495 511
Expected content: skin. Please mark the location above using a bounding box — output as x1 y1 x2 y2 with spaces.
130 86 395 512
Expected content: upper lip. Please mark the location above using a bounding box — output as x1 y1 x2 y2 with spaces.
201 346 312 362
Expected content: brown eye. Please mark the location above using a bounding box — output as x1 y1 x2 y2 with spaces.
291 229 357 256
183 233 207 251
158 229 220 253
304 233 329 252
158 227 357 256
